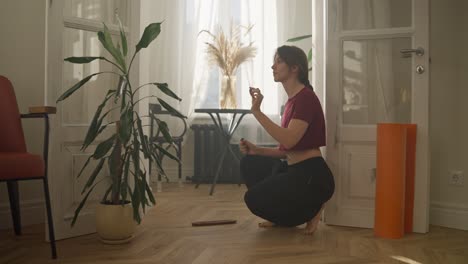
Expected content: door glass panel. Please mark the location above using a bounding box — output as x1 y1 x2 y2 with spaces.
62 28 120 125
342 38 411 124
342 0 411 30
67 0 128 26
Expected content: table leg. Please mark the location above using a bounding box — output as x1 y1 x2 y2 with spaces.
202 112 248 195
209 144 228 195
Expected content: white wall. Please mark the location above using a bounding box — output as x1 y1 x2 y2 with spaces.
0 0 47 229
430 0 468 230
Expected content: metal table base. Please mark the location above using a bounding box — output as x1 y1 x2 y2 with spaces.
194 109 251 195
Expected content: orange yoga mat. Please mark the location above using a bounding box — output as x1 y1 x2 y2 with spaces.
375 123 417 239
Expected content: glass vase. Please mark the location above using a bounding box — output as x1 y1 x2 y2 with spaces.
220 75 237 109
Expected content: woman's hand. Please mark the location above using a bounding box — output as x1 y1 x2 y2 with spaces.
249 87 263 113
239 138 259 155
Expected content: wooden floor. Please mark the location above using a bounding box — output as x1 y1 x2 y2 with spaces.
1 183 468 264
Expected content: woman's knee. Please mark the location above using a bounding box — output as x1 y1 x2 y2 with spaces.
244 189 261 215
244 190 292 226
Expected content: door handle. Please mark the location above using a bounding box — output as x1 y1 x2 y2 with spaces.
400 47 424 58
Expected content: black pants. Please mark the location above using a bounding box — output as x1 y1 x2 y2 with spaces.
241 155 335 227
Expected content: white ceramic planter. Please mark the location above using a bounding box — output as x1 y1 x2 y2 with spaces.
95 202 137 244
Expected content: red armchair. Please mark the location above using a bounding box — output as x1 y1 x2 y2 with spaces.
0 76 57 259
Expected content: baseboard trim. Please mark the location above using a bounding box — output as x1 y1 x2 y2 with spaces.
150 167 193 182
0 199 45 230
430 202 468 230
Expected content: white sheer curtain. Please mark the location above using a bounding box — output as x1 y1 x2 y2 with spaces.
144 0 311 145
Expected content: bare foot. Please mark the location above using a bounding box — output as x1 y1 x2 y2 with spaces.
258 221 275 228
304 216 320 235
304 206 324 235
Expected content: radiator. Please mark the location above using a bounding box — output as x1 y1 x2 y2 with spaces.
190 124 241 184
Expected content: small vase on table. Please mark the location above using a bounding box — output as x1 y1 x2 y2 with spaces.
220 75 237 109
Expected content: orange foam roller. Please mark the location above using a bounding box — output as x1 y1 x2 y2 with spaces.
375 123 417 239
404 124 417 234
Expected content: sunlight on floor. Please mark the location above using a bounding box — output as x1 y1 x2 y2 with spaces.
391 255 423 264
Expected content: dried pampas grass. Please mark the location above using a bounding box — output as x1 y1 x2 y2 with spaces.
200 23 257 76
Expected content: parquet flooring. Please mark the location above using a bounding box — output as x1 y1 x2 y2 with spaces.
1 183 468 264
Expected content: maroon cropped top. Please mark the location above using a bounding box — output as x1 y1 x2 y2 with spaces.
279 87 326 151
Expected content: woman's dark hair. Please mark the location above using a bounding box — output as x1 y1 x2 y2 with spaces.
275 45 313 90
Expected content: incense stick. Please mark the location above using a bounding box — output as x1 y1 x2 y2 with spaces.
246 67 252 88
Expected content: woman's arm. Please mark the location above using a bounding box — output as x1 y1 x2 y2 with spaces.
253 111 308 149
249 87 308 149
239 139 287 158
256 146 287 159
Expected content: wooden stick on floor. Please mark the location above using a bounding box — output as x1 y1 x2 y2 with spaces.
192 219 237 226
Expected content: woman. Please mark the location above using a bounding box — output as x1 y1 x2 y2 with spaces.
239 45 335 235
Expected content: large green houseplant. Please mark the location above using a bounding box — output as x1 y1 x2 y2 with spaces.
56 20 185 237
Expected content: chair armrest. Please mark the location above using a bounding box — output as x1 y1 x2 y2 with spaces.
21 113 49 119
20 107 55 167
28 106 57 114
21 106 56 119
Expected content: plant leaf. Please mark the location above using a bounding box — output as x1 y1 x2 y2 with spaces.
98 24 127 71
117 16 128 57
121 152 131 203
132 134 141 178
131 179 141 223
81 90 115 150
102 184 113 203
151 83 181 101
81 158 105 194
153 143 179 162
119 107 133 144
136 22 162 52
116 76 128 106
157 98 186 118
308 48 312 63
82 117 101 151
151 151 166 178
97 124 108 135
145 181 156 205
71 180 102 226
108 138 122 203
121 32 128 57
140 172 154 206
138 174 147 212
57 72 103 102
155 119 173 144
77 156 92 179
131 134 141 216
64 56 106 64
286 34 312 42
93 134 116 159
82 111 112 151
136 116 151 159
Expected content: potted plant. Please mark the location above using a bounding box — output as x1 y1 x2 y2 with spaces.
56 20 185 243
